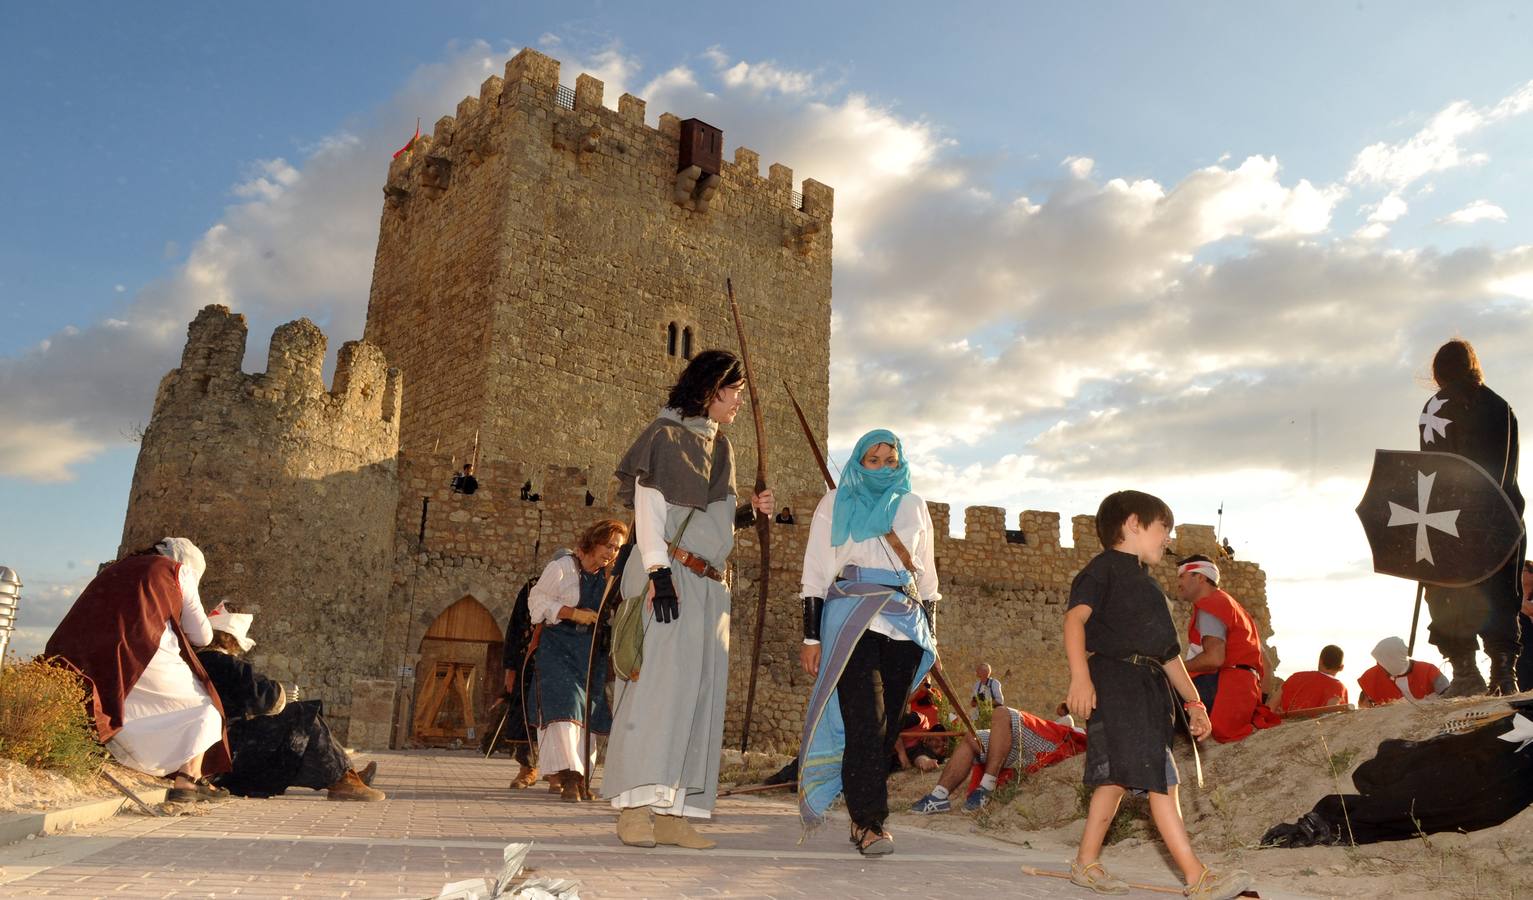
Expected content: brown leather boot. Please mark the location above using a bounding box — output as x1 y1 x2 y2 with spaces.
616 806 655 847
547 772 563 793
327 770 386 802
509 764 538 789
559 770 584 803
653 814 716 850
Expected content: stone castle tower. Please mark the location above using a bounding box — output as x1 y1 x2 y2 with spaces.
119 49 1274 750
364 48 833 500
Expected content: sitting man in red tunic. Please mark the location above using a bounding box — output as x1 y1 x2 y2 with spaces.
1357 636 1448 706
1276 645 1349 715
1179 555 1277 742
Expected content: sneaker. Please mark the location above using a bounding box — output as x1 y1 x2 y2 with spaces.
1068 861 1130 895
962 786 992 812
1184 866 1253 900
909 793 951 814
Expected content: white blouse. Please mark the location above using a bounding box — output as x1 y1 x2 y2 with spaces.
800 490 941 645
527 554 583 626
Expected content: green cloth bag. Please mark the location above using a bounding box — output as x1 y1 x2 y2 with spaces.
611 510 694 682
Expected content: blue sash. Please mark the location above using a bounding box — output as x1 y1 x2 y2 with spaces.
797 568 936 830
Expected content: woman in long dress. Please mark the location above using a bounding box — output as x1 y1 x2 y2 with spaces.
603 349 772 850
45 537 230 803
527 518 628 801
797 429 938 855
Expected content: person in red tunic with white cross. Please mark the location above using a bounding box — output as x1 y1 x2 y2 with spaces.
1178 555 1277 743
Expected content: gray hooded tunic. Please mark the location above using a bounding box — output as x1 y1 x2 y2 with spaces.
604 409 739 817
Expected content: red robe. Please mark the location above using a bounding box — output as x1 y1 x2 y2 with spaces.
1278 670 1349 713
1188 589 1278 742
44 554 231 774
1358 661 1443 705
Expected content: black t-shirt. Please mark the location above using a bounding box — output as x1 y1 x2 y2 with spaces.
1067 548 1179 663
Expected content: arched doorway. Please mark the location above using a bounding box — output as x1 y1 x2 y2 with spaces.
411 595 504 746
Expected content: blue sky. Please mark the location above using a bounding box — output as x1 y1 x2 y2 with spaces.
4 2 1532 679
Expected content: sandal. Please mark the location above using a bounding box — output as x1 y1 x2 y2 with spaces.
1068 860 1130 895
1183 865 1253 899
851 824 894 857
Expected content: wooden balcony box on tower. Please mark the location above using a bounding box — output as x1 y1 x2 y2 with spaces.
678 118 723 176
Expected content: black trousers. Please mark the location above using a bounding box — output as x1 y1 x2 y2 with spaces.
1426 550 1524 657
836 631 924 831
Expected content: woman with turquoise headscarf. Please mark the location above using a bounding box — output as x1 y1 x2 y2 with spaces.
796 428 940 856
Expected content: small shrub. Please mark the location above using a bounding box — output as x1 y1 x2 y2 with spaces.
0 658 107 780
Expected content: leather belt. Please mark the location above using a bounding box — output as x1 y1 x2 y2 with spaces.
670 547 724 583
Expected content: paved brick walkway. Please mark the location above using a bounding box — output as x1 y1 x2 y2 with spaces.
0 752 1293 899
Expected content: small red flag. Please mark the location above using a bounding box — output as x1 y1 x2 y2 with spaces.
393 119 420 159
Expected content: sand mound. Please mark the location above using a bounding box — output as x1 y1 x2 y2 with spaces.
873 694 1533 898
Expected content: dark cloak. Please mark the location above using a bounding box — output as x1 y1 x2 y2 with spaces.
1420 382 1526 654
195 648 347 797
1264 706 1533 845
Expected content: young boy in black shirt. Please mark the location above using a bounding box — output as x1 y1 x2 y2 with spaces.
1063 490 1251 898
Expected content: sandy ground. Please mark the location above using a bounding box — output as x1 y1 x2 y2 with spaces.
0 758 165 816
724 695 1533 899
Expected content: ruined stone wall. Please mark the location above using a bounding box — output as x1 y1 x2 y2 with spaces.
120 306 402 740
365 48 833 505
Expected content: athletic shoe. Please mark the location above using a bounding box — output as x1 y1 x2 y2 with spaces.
963 786 992 812
909 793 951 814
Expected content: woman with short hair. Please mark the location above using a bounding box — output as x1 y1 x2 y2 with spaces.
528 518 629 802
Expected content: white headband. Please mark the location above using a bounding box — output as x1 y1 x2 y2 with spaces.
1178 560 1220 585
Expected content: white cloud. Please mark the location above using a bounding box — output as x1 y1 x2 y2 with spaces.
1347 79 1533 190
0 43 517 480
1355 193 1409 241
1441 199 1509 225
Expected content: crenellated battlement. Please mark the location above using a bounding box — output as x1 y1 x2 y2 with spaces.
380 48 832 223
157 305 401 433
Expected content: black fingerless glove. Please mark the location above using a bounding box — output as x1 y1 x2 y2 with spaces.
734 503 757 530
649 568 680 624
802 596 825 641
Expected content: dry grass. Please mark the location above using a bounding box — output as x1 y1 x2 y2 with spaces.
0 658 108 781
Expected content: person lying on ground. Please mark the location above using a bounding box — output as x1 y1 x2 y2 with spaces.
910 706 1086 814
1263 699 1533 847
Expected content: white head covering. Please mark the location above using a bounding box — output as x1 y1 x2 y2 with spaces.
207 601 255 652
1177 559 1221 585
1371 636 1411 678
155 537 206 606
